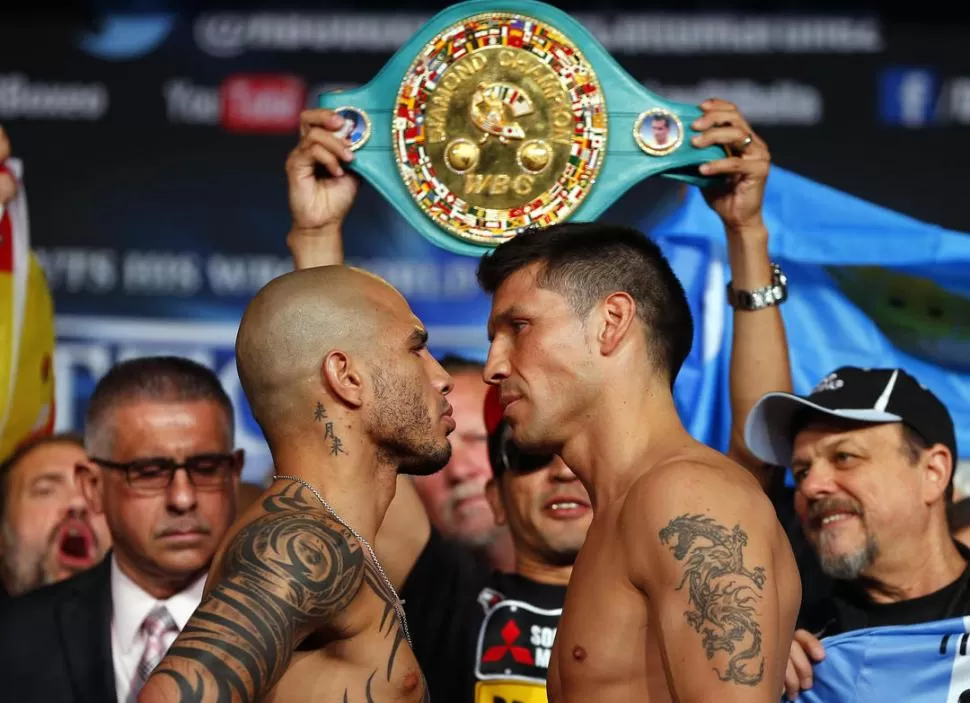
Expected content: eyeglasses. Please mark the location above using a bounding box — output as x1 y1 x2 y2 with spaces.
496 424 554 476
502 444 556 475
90 453 237 492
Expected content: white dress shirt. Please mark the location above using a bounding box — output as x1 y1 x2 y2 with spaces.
110 555 207 703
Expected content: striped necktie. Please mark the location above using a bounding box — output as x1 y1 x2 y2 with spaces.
131 604 177 698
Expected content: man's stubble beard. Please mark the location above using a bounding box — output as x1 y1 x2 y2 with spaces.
452 523 504 550
527 533 581 568
543 544 581 567
816 527 880 581
0 521 49 596
371 368 451 477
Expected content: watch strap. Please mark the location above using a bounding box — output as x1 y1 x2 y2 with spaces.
726 262 788 310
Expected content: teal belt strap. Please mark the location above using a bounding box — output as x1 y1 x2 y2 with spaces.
319 0 725 256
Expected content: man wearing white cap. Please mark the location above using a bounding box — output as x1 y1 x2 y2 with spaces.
744 365 967 699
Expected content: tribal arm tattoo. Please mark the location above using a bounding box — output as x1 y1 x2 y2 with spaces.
658 513 767 687
364 560 408 682
143 483 365 702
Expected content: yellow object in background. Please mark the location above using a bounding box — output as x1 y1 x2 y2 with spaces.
475 680 548 703
0 158 56 461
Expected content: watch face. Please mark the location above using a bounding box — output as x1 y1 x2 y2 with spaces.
727 265 787 309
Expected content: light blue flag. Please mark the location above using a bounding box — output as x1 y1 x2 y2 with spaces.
791 616 970 702
649 166 970 462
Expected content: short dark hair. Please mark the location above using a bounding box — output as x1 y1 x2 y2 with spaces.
476 222 693 384
437 354 484 375
85 356 234 455
652 115 671 127
0 432 84 523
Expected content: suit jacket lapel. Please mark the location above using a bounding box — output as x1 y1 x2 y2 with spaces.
57 557 117 703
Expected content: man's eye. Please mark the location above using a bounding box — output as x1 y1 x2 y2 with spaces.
131 463 168 478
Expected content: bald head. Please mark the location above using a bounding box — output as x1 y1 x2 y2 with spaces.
238 265 456 475
235 266 415 436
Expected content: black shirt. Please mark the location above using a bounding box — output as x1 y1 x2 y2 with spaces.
798 541 970 638
765 474 834 608
401 529 567 702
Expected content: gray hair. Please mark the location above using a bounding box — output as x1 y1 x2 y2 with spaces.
84 356 234 456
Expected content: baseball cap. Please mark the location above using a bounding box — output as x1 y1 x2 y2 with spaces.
744 366 957 468
483 385 554 477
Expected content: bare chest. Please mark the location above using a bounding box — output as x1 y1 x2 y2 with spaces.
269 560 427 703
270 639 426 703
548 522 670 703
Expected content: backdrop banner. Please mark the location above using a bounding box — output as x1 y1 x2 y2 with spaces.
1 10 966 481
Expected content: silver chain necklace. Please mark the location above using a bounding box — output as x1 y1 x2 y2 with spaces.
272 474 412 649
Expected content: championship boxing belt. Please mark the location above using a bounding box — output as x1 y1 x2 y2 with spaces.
317 0 726 257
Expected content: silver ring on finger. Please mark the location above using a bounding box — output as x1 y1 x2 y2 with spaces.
737 133 753 152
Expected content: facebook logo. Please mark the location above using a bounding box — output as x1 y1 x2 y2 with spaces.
878 67 938 127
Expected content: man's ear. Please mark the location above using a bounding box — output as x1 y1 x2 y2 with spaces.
323 350 364 408
597 291 637 356
75 461 105 516
922 443 953 505
485 477 507 526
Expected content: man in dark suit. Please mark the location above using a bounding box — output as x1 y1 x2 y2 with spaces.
0 356 243 702
1 555 115 699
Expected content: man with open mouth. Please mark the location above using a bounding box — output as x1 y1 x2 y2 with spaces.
0 433 111 598
0 356 244 703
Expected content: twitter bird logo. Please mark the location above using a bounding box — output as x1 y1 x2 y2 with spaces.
76 14 175 60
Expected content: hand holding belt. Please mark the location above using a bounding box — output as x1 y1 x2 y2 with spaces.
318 0 726 256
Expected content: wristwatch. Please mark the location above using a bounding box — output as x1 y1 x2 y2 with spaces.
726 262 788 310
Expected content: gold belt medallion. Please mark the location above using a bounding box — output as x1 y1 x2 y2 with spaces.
392 12 608 246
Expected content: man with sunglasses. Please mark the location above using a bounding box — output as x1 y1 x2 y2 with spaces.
394 385 588 703
0 355 243 703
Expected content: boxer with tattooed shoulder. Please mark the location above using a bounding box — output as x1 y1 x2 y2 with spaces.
139 265 456 702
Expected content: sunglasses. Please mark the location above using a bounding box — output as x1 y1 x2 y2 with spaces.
492 423 555 477
90 453 237 492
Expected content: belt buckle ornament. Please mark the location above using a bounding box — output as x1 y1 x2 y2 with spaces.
318 0 725 256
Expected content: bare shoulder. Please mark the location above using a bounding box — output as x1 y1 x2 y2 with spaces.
620 450 777 542
206 484 364 604
217 483 367 616
142 482 366 703
618 452 794 694
618 450 785 591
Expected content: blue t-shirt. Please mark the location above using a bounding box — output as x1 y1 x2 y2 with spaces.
793 616 970 702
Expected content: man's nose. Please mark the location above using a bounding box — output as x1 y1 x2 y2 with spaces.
166 469 199 513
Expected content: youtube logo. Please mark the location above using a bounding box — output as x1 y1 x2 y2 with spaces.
220 74 305 134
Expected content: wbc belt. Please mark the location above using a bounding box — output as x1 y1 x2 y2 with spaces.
318 0 726 257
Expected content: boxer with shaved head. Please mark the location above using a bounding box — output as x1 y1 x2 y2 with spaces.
140 265 454 702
